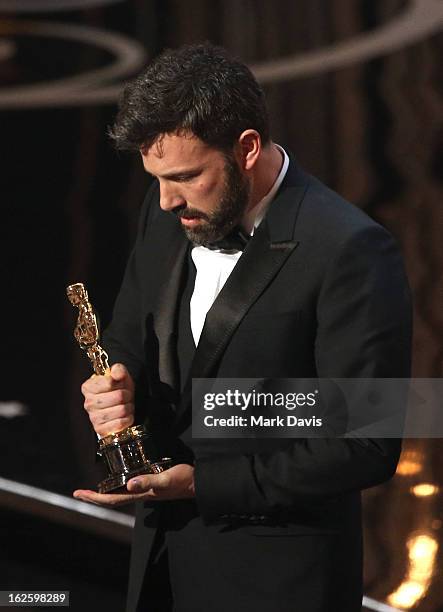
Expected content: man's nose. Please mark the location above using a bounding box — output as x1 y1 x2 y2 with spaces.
159 181 185 211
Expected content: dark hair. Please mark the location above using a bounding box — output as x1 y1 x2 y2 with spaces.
109 43 270 153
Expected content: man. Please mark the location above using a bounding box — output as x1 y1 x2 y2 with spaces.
74 43 412 612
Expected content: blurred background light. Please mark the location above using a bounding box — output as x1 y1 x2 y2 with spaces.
410 483 439 497
388 534 438 609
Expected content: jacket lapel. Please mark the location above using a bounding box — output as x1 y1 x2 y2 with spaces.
148 219 188 393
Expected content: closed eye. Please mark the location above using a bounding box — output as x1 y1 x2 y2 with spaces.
145 167 203 182
170 172 201 183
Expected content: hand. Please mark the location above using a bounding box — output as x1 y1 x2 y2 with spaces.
73 464 195 506
81 363 135 437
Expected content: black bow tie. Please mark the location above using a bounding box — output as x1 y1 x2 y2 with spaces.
204 227 250 252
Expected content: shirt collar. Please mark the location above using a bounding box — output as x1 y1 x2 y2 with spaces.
241 144 289 236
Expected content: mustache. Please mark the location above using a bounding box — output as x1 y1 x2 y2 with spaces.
173 205 209 221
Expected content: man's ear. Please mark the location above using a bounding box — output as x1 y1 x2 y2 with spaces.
237 130 261 171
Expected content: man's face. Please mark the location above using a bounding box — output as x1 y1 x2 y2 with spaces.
141 132 250 245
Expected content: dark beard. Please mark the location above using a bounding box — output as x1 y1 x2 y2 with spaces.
177 155 250 246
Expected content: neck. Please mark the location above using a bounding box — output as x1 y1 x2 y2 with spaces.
247 142 283 213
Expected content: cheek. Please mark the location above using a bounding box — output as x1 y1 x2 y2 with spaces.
200 178 224 199
197 179 214 193
188 180 221 205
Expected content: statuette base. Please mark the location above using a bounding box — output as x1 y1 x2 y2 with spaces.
97 423 173 493
98 458 173 493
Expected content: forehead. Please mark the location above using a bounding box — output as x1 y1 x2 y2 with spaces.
141 132 222 175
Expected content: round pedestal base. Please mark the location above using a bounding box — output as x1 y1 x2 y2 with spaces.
98 458 173 493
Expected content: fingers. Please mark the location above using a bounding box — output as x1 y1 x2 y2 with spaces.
81 373 124 396
72 481 161 505
84 388 133 411
126 472 170 494
126 464 195 499
89 408 134 437
80 362 135 436
73 489 146 506
81 363 133 394
73 465 195 507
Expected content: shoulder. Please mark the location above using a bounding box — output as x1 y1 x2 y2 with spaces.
286 173 404 280
298 174 389 247
278 156 394 254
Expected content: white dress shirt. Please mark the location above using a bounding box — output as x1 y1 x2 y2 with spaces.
190 146 289 345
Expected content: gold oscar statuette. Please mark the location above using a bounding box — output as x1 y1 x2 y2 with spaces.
67 282 172 493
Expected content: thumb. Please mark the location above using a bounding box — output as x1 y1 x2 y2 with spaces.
110 363 131 384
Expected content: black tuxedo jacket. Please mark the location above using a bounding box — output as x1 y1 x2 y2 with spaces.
103 158 412 612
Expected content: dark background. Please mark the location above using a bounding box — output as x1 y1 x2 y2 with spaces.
1 1 443 610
